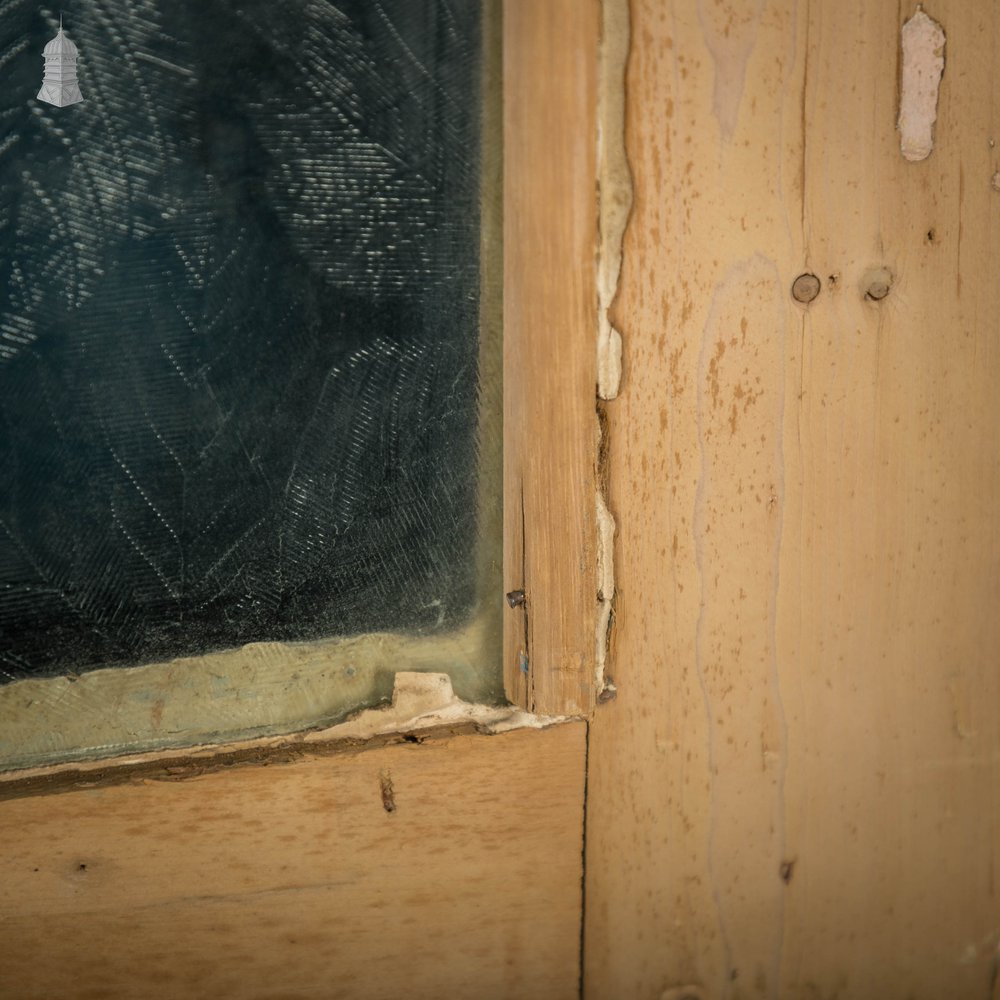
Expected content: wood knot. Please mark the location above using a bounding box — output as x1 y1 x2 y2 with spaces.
863 267 893 301
791 272 821 304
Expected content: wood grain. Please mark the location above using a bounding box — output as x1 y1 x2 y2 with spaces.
586 2 1000 997
503 0 600 715
0 722 586 999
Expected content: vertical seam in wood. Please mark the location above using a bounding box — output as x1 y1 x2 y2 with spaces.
800 0 810 245
595 404 617 702
520 480 534 712
578 719 591 1000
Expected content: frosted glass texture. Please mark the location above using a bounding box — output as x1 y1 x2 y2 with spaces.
0 0 500 768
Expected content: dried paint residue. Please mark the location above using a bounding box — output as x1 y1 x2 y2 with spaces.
898 8 946 162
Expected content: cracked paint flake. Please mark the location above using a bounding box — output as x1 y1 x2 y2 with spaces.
597 0 631 401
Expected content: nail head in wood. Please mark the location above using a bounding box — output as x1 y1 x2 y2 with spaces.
505 589 526 608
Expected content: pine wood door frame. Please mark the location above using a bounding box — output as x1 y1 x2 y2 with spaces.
502 0 602 718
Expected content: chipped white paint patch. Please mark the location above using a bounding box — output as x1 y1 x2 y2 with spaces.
315 672 566 739
595 0 627 699
597 0 631 401
898 7 946 162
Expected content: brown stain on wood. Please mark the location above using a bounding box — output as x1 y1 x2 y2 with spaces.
379 770 396 813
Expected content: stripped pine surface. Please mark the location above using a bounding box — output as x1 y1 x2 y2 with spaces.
503 0 600 716
0 722 586 999
586 2 1000 998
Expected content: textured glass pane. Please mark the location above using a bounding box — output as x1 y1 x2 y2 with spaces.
0 0 501 768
